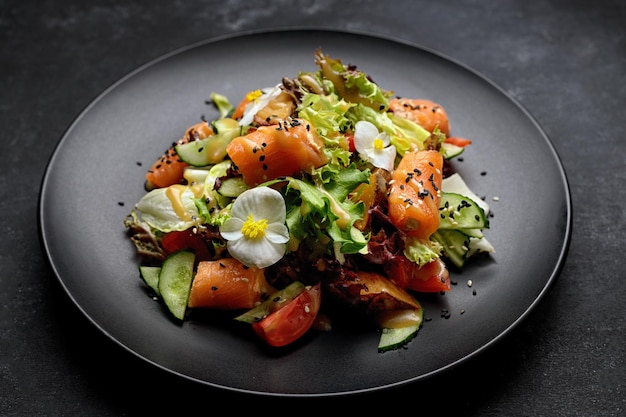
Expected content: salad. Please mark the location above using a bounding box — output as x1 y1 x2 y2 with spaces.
124 49 494 352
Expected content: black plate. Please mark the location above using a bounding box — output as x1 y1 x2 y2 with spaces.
38 29 571 396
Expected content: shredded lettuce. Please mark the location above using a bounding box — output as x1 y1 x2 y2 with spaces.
297 92 353 145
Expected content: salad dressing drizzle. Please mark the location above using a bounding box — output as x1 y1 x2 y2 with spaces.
165 184 200 221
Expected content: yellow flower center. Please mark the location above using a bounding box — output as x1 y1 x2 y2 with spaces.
246 90 263 102
241 214 268 239
373 138 385 150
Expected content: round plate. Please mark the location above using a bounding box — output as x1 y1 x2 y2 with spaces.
38 29 571 396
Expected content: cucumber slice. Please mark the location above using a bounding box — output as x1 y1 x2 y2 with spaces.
438 192 489 230
139 265 161 296
377 308 423 352
234 281 306 324
442 173 490 215
378 324 421 352
432 229 471 269
175 118 241 166
175 137 224 166
158 250 195 320
217 177 249 198
442 142 464 159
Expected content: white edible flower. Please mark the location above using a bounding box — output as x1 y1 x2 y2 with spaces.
353 120 397 171
219 187 290 268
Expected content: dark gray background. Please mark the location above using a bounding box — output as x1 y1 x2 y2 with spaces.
1 0 624 415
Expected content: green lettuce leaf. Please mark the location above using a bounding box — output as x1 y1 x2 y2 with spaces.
264 163 371 258
403 237 443 267
348 104 432 155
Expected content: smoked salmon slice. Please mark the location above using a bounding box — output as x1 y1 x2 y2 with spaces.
387 149 443 240
226 118 328 186
389 98 450 137
188 257 275 310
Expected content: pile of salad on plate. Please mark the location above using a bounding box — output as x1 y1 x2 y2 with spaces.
124 49 495 352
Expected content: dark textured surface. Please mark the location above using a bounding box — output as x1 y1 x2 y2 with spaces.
1 0 624 415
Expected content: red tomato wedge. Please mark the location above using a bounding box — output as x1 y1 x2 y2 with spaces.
387 149 443 240
389 98 450 136
188 258 274 310
145 121 213 189
160 229 213 261
252 283 322 347
386 256 451 293
226 118 328 187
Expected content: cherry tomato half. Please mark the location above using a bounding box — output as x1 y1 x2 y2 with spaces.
251 283 322 347
160 229 212 260
386 256 451 293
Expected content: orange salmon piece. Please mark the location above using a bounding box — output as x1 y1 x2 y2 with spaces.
145 122 213 189
389 98 450 137
188 257 274 310
226 118 328 186
387 149 443 240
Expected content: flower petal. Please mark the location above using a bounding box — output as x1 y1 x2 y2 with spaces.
219 217 244 241
227 236 286 269
265 222 290 244
230 187 286 223
353 120 378 153
363 145 397 171
238 84 282 127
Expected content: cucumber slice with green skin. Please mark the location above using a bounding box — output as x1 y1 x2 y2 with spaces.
234 281 306 324
175 118 241 166
378 308 423 352
139 265 161 296
438 192 489 230
217 177 249 198
175 137 226 166
158 250 195 320
432 228 471 269
441 173 490 215
442 142 464 159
